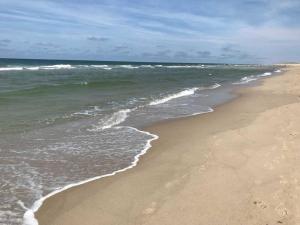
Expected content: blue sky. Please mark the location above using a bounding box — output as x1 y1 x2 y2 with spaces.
0 0 299 63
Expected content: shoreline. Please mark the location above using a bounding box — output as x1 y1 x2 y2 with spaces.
23 77 245 225
23 127 159 225
34 65 299 225
22 72 244 225
23 98 218 225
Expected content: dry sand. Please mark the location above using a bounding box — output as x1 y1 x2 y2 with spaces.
36 65 300 225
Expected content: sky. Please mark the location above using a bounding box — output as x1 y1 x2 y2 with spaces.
0 0 299 63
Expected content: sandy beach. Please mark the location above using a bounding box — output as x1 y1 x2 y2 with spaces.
35 65 300 225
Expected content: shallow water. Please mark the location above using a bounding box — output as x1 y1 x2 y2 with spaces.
0 59 278 224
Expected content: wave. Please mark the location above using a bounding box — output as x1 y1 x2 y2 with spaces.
149 83 222 106
23 126 158 225
233 70 277 85
39 64 74 70
80 81 88 85
72 106 102 116
0 67 23 71
233 76 258 84
115 64 205 69
149 88 199 106
0 64 75 72
191 107 214 116
140 65 155 68
208 83 221 89
90 65 112 70
0 64 219 72
259 72 272 77
88 109 131 131
118 65 139 69
164 65 205 69
25 67 40 71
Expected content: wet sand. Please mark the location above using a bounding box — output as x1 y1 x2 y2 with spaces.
36 65 300 225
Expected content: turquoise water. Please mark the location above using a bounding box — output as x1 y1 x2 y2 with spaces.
0 58 278 224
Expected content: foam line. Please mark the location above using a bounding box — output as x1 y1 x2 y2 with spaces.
0 67 23 71
149 88 199 106
23 103 218 225
88 109 132 131
23 126 158 225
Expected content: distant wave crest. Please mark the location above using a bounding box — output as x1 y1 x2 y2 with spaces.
39 64 74 70
118 65 139 69
0 64 74 72
90 65 112 70
164 65 205 69
0 64 217 72
0 67 24 71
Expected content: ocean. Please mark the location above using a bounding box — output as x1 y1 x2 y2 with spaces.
0 58 280 225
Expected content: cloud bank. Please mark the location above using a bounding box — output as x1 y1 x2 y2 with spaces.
0 0 299 63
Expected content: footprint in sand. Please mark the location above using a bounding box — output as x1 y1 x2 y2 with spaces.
165 174 187 189
275 204 288 218
198 165 206 172
165 179 180 189
253 200 268 209
279 175 289 185
143 202 157 215
264 162 275 170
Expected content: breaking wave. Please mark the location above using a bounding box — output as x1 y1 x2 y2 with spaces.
88 109 132 131
233 76 258 84
149 88 199 106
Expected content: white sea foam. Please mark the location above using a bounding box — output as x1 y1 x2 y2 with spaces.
233 76 258 84
164 65 205 69
260 72 272 77
88 109 131 131
73 111 91 116
90 65 108 68
90 65 112 70
149 87 199 106
0 64 218 72
0 65 75 72
119 65 139 69
25 67 40 71
23 126 158 225
149 84 221 106
73 106 101 116
0 67 24 71
39 64 74 70
140 65 155 68
0 64 216 72
191 106 214 115
208 83 221 89
275 69 282 73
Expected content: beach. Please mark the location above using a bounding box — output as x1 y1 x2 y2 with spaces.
33 64 300 225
